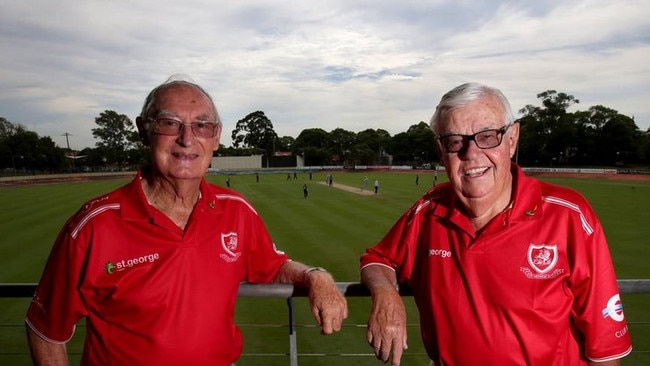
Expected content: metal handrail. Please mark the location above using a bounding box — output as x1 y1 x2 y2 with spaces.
2 280 649 366
3 279 649 298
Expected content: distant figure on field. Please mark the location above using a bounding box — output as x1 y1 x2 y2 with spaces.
362 176 369 191
415 174 419 186
226 177 230 187
256 172 260 183
374 180 379 194
303 184 309 198
434 168 438 187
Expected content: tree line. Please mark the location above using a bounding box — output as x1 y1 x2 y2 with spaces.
1 90 649 175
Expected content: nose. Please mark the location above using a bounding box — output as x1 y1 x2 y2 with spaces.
176 123 196 146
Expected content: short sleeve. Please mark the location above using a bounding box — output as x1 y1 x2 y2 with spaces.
25 222 89 343
569 206 632 361
243 214 290 283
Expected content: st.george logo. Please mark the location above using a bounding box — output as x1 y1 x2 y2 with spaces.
527 244 558 274
220 232 241 262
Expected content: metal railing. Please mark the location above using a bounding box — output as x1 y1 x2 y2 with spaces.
2 280 649 366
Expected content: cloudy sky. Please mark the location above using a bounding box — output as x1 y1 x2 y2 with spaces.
1 0 649 150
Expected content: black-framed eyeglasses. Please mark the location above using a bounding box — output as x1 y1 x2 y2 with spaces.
147 117 218 138
437 124 512 153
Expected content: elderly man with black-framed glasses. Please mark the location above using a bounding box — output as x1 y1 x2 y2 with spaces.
360 82 631 366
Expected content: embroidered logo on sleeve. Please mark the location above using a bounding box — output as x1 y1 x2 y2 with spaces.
602 294 625 322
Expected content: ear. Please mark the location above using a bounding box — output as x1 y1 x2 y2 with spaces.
508 122 520 158
135 117 150 146
212 123 223 152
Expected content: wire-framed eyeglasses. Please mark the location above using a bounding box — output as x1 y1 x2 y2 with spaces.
438 124 512 153
147 117 218 138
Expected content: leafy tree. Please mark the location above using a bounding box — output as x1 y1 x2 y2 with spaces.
349 143 376 165
407 122 437 164
5 128 40 172
356 128 392 164
599 110 640 165
518 91 579 166
276 136 295 152
388 132 412 163
387 122 436 166
0 119 65 173
638 130 650 164
0 117 19 139
573 106 639 165
293 128 330 165
126 130 149 168
35 135 66 173
293 128 329 151
91 110 136 166
231 111 278 156
327 128 356 165
78 146 109 170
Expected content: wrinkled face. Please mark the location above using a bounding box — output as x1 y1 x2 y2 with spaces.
137 83 222 181
436 95 519 209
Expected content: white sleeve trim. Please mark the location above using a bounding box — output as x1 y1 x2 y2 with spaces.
587 346 632 362
360 262 396 272
25 317 75 345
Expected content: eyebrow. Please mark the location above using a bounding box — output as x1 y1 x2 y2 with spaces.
154 111 214 121
439 126 502 136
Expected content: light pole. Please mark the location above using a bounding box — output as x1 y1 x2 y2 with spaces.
62 132 75 171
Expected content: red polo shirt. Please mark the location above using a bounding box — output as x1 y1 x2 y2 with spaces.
26 171 289 365
361 164 632 365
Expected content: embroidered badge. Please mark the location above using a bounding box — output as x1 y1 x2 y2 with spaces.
220 232 241 262
527 244 558 274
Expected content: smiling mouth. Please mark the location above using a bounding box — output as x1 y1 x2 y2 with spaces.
464 167 489 177
172 152 198 160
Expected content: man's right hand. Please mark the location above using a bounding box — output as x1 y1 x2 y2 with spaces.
362 265 408 366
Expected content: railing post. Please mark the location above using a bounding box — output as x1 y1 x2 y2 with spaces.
287 297 298 366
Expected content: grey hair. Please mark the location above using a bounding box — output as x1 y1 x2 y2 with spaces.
429 82 514 135
139 74 222 125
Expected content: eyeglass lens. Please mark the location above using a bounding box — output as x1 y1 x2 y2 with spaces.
152 118 216 138
440 126 508 153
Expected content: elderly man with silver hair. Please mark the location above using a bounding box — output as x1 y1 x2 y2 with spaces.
26 76 347 365
360 82 631 366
